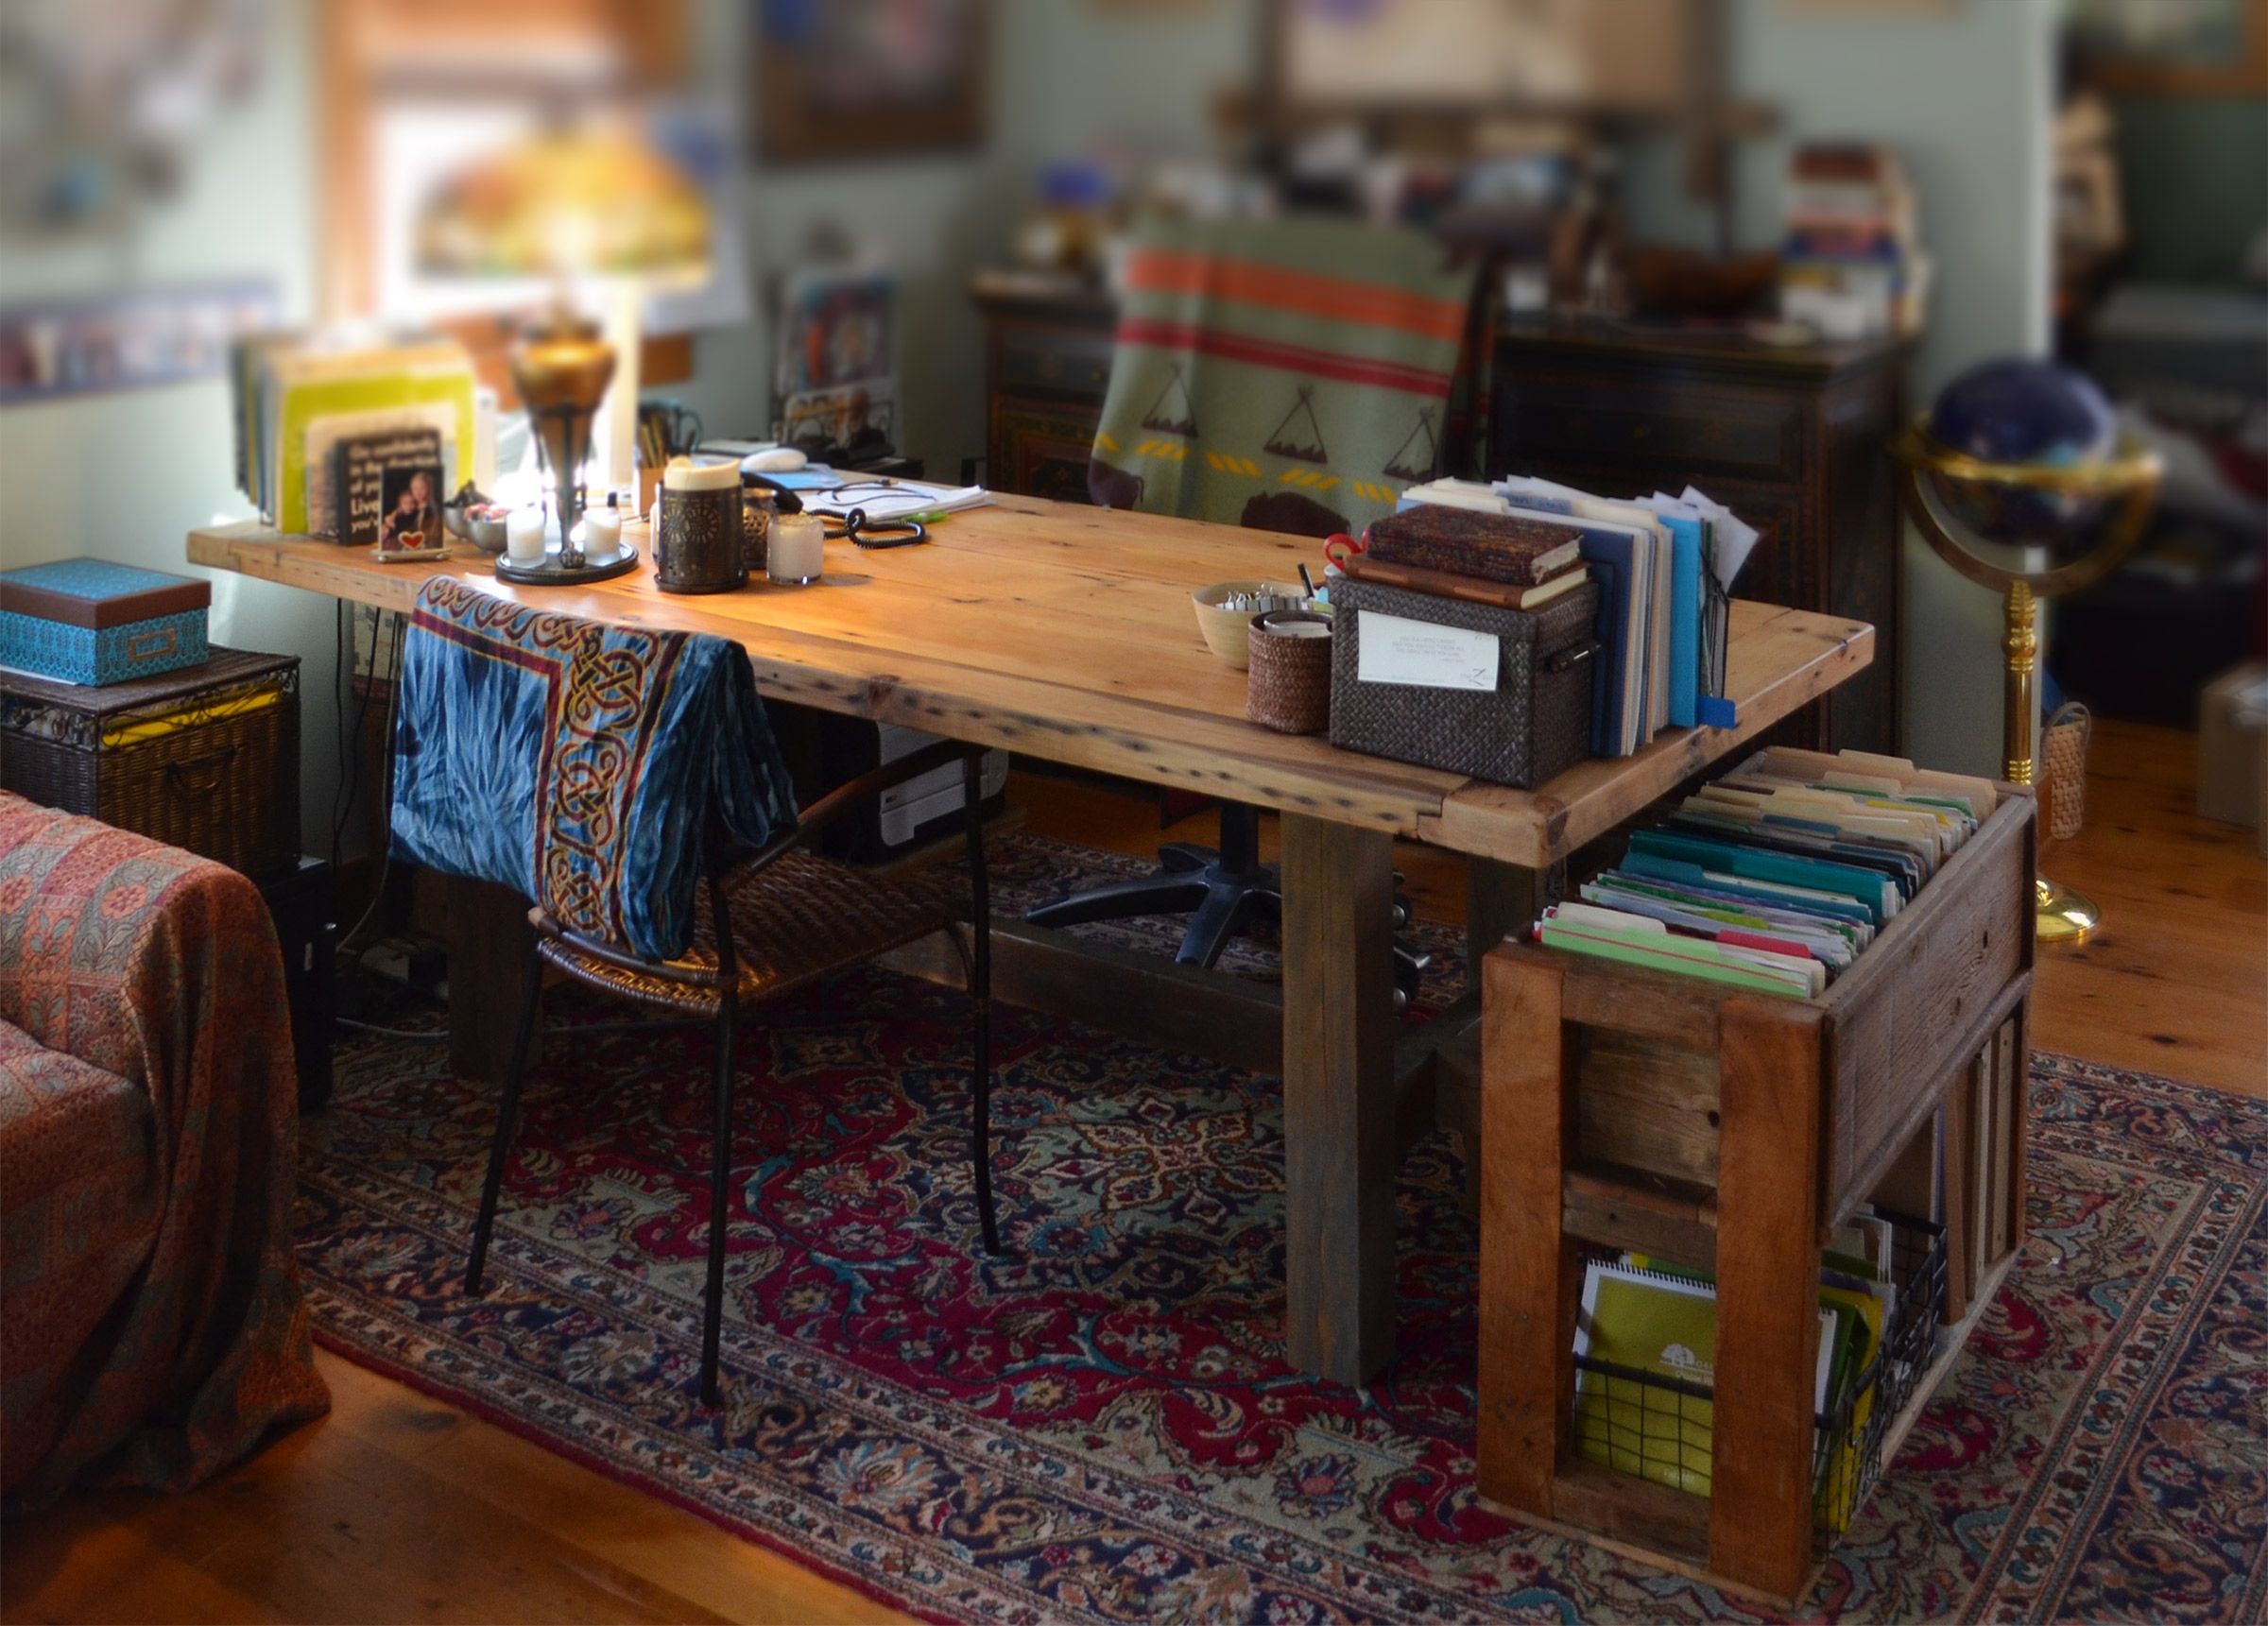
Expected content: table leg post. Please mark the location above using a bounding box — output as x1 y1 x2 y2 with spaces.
1707 997 1826 1600
447 876 540 1086
1280 813 1397 1387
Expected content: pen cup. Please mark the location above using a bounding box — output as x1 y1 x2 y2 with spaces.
1246 610 1332 734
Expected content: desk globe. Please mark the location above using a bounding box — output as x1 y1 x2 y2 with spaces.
1892 357 2162 945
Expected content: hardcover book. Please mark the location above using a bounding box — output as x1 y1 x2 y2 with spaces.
1364 505 1585 587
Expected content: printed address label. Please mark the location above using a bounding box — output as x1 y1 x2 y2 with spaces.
1356 612 1500 692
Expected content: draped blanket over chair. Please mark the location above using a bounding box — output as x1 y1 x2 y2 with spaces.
389 575 797 962
0 795 329 1502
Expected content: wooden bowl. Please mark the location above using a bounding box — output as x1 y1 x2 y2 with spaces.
1193 580 1308 670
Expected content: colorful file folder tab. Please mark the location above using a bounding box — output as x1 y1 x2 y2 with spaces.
1533 747 2000 996
1572 1205 1921 1532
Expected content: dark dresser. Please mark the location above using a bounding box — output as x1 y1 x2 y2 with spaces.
975 275 1116 505
972 284 1910 752
1488 319 1910 753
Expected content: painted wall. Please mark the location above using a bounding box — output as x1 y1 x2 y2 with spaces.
1625 0 2058 775
0 3 335 847
665 0 1259 475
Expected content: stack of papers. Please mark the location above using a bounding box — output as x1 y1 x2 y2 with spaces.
1534 747 1998 997
230 331 478 536
798 480 992 522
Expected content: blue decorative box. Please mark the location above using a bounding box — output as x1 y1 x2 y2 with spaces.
0 557 211 685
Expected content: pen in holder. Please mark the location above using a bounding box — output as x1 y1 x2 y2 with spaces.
1246 609 1333 734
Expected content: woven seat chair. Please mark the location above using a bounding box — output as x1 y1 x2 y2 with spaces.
464 739 1000 1407
387 579 1000 1410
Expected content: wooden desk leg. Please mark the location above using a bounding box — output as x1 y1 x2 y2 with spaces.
448 876 540 1087
1708 997 1826 1600
1476 952 1577 1515
1280 813 1397 1387
1466 858 1550 984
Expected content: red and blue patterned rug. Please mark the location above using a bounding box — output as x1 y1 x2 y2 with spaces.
298 834 2268 1624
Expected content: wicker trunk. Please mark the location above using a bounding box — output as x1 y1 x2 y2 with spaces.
0 648 301 880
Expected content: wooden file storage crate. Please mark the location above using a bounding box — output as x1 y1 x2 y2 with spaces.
1476 775 2036 1605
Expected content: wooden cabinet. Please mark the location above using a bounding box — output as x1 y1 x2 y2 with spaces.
1478 770 2036 1601
1489 321 1910 754
971 288 1910 754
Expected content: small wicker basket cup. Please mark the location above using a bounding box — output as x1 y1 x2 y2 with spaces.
1246 611 1333 734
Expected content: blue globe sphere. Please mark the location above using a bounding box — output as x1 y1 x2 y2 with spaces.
1925 359 2120 547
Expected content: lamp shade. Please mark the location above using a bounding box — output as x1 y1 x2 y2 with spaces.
415 123 711 282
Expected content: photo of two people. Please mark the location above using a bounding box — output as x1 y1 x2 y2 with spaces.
378 466 443 554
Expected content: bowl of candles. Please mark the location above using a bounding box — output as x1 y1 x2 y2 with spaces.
1193 580 1311 670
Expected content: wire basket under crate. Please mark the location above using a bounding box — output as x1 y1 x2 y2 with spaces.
1569 1211 1948 1555
0 648 301 880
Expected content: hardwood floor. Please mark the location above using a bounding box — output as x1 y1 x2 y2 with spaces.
5 722 2259 1624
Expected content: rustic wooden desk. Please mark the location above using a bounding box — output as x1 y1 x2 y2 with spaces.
189 494 1872 1386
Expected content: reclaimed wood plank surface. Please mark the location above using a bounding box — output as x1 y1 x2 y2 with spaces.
187 499 1872 866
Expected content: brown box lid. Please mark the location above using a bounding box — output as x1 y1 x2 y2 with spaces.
0 557 212 629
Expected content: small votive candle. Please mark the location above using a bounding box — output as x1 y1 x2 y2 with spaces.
583 503 623 562
767 512 824 586
506 506 547 564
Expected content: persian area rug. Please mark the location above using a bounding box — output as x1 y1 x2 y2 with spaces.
298 832 2268 1625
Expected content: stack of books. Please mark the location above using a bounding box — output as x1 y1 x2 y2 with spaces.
1572 1205 1914 1530
1531 747 1998 996
230 332 481 537
1778 143 1931 342
1393 474 1751 757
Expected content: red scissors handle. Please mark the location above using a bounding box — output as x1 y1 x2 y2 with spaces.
1323 531 1366 569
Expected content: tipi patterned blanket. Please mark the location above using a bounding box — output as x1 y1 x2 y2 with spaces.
1087 216 1472 538
389 577 796 962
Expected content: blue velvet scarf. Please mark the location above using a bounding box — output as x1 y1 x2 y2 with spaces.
389 577 796 961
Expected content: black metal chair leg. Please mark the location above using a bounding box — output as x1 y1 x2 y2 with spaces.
963 754 1004 1256
700 990 736 1408
466 947 545 1296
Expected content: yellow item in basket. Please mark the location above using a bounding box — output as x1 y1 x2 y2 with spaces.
100 684 282 749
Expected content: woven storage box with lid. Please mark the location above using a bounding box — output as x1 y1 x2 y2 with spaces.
1328 577 1599 788
0 648 300 878
0 557 211 685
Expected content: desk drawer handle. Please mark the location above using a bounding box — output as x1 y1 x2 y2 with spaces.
1544 642 1599 675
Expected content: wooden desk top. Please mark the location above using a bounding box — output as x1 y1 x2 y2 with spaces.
188 493 1870 867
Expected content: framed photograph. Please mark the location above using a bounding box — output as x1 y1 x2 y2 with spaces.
2067 0 2268 95
755 0 987 162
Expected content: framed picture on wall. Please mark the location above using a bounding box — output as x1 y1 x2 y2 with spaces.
755 0 988 162
2066 0 2268 95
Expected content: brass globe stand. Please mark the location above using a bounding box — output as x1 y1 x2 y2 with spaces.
1891 420 2162 944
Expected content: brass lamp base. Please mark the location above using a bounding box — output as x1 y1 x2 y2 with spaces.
2035 876 2101 945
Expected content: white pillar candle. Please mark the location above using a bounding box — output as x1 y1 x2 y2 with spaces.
663 455 740 492
766 513 824 586
583 505 624 561
506 506 548 564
